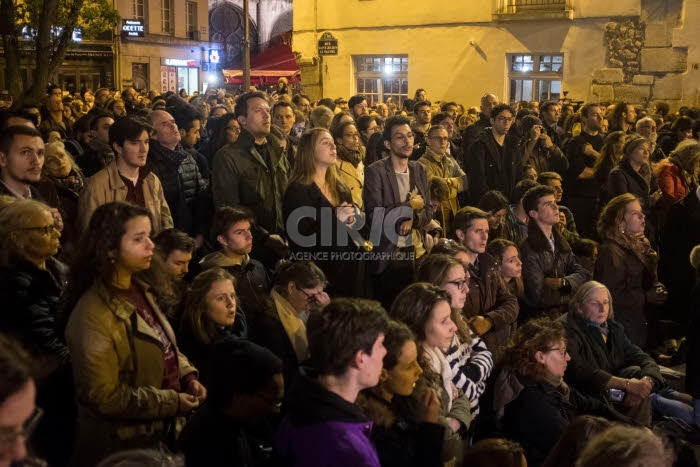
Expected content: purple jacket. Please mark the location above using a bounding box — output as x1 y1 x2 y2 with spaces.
274 369 381 467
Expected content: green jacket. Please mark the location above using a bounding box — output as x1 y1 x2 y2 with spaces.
211 129 289 235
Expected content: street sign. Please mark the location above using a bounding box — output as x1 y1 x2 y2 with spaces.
318 32 338 56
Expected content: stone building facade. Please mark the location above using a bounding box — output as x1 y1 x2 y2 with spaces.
292 0 697 110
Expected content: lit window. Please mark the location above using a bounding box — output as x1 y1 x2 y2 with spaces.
508 53 563 102
161 0 173 34
353 55 408 107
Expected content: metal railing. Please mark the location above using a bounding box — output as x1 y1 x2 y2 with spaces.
499 0 570 14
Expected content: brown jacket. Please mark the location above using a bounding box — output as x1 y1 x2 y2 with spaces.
463 252 519 364
78 160 173 234
65 279 196 466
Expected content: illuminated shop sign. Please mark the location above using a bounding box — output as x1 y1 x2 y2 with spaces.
163 58 198 67
122 19 145 37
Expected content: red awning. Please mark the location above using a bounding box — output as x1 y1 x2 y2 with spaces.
223 44 301 85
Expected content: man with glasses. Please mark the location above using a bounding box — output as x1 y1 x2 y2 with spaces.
636 117 665 162
467 103 521 204
0 335 41 467
520 185 590 321
430 112 464 169
452 207 518 364
364 115 432 309
418 124 467 234
565 103 605 238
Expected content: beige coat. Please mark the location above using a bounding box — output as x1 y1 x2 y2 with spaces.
336 159 364 209
77 160 173 234
65 279 196 465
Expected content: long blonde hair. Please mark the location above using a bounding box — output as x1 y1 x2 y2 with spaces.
289 127 341 205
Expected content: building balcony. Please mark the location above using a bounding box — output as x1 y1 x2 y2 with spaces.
493 0 574 21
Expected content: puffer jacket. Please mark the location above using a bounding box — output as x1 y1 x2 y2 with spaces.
65 279 197 466
212 129 288 235
148 140 208 235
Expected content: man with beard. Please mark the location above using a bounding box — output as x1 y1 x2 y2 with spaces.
636 117 665 162
467 104 521 204
0 126 46 200
411 100 432 147
363 115 432 308
609 102 637 135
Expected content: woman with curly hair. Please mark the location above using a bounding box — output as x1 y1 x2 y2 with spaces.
595 193 667 348
499 318 622 467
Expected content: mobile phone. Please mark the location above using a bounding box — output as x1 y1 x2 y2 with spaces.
609 388 625 403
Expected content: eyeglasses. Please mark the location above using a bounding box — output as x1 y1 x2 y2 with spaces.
299 287 325 301
447 279 469 289
22 224 59 235
0 407 42 449
546 346 567 357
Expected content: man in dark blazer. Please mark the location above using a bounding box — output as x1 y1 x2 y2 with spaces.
363 115 432 308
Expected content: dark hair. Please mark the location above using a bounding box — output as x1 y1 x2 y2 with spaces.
540 100 559 115
356 115 376 135
88 109 114 132
108 116 152 147
413 100 431 113
452 206 489 236
318 98 336 112
441 102 458 112
0 334 34 405
430 238 470 258
292 94 310 107
522 184 557 215
172 102 204 131
307 298 390 376
154 228 195 257
464 438 526 467
656 102 670 117
273 260 327 294
62 202 154 323
477 190 508 214
572 238 599 258
234 91 268 119
211 113 239 154
511 179 539 204
348 94 366 109
580 103 601 119
0 125 42 154
542 416 613 467
417 253 465 288
537 171 563 186
272 100 295 117
210 206 255 245
382 320 415 370
0 109 38 129
490 104 514 119
611 101 632 125
209 337 282 408
597 193 639 241
389 282 451 341
331 121 357 142
505 317 567 380
365 132 385 165
96 449 184 467
382 115 411 144
431 112 453 126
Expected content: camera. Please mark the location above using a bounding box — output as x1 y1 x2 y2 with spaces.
609 388 625 403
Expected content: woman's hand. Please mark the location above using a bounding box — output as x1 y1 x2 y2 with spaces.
417 388 441 424
186 379 207 403
336 203 356 224
177 393 200 416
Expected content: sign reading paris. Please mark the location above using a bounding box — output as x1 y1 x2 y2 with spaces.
318 32 338 56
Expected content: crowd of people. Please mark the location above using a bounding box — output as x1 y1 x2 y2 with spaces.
2 81 700 467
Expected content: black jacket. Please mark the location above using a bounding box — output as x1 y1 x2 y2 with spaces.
561 310 664 398
0 258 70 364
78 138 114 178
606 160 654 208
565 132 605 199
147 140 209 236
466 128 521 204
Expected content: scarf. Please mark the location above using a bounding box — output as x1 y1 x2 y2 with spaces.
271 289 309 362
421 342 457 412
45 169 84 194
337 145 361 168
611 231 659 280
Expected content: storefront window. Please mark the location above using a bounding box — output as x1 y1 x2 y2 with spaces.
353 55 408 107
